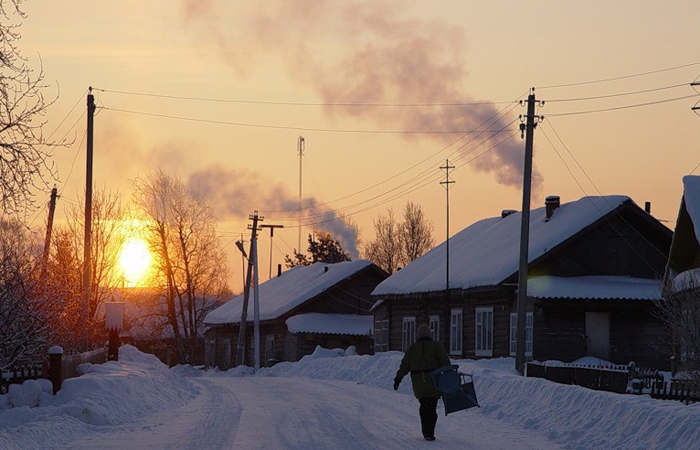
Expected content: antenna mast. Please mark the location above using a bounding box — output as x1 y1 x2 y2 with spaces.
297 136 305 252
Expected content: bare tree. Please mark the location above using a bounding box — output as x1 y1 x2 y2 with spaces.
33 188 127 351
364 209 402 274
64 187 128 325
0 0 58 216
42 227 83 352
132 170 228 364
0 220 55 368
364 202 434 274
399 201 434 267
657 279 700 380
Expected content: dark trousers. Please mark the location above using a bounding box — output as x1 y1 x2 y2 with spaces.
418 398 439 437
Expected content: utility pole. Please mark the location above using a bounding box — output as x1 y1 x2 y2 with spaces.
440 160 455 350
236 212 263 367
252 231 261 371
41 186 59 279
82 87 96 350
261 224 284 279
515 89 543 375
298 136 305 252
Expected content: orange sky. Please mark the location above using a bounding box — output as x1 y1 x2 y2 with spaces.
16 0 700 292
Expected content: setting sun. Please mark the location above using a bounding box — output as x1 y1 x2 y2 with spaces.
119 238 152 287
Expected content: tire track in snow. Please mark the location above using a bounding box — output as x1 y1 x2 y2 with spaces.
208 375 566 450
62 377 241 450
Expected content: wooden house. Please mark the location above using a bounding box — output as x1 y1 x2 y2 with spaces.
204 260 388 369
372 195 672 369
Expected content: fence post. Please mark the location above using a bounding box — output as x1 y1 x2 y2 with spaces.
48 346 63 394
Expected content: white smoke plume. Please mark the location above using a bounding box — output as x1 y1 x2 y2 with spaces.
181 0 542 190
187 166 359 258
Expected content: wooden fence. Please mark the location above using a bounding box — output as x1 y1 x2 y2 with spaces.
527 362 700 404
525 362 629 393
0 363 46 395
1 347 107 395
630 379 700 405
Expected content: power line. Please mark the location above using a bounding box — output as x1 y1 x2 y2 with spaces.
547 94 698 117
93 87 517 107
101 106 508 135
261 99 525 218
545 83 691 103
539 61 700 89
540 120 670 274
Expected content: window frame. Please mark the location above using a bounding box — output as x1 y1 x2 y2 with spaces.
402 317 416 352
475 307 494 357
449 308 463 355
429 315 440 342
374 319 389 352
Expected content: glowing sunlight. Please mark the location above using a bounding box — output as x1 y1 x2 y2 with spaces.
119 238 152 287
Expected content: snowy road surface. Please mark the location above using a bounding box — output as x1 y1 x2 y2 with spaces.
61 376 564 450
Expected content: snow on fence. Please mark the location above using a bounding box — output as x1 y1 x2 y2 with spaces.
0 363 45 395
628 379 700 405
527 361 700 404
1 347 107 395
525 362 629 393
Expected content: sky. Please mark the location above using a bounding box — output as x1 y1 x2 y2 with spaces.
12 0 700 292
2 344 700 449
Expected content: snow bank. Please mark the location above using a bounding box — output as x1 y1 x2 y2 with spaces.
0 345 197 450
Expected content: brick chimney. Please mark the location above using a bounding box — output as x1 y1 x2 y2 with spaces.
545 196 560 221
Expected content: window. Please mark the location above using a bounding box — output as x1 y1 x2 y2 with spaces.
402 317 416 351
374 319 389 352
429 315 440 342
450 309 463 355
265 334 275 365
509 312 534 357
475 307 493 357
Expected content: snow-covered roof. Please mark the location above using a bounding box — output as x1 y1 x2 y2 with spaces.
286 313 373 336
666 176 700 292
373 195 633 296
528 276 663 301
204 260 374 326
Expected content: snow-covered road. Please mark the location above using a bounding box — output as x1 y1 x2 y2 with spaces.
61 375 565 450
6 347 700 450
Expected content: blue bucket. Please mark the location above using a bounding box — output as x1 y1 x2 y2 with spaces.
431 365 480 415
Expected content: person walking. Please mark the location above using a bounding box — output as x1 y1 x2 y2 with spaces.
394 323 451 441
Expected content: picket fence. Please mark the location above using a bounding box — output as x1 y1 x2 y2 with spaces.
526 361 700 404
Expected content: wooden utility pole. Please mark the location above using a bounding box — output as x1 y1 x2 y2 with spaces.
41 186 59 278
515 89 541 375
236 211 263 367
440 160 455 350
82 88 96 349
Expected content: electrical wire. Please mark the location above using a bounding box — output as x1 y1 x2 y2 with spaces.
102 106 505 135
261 97 525 218
539 61 700 89
545 83 690 103
540 120 670 276
93 87 517 107
547 94 699 117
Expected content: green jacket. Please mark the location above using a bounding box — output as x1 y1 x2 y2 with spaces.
395 337 451 399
